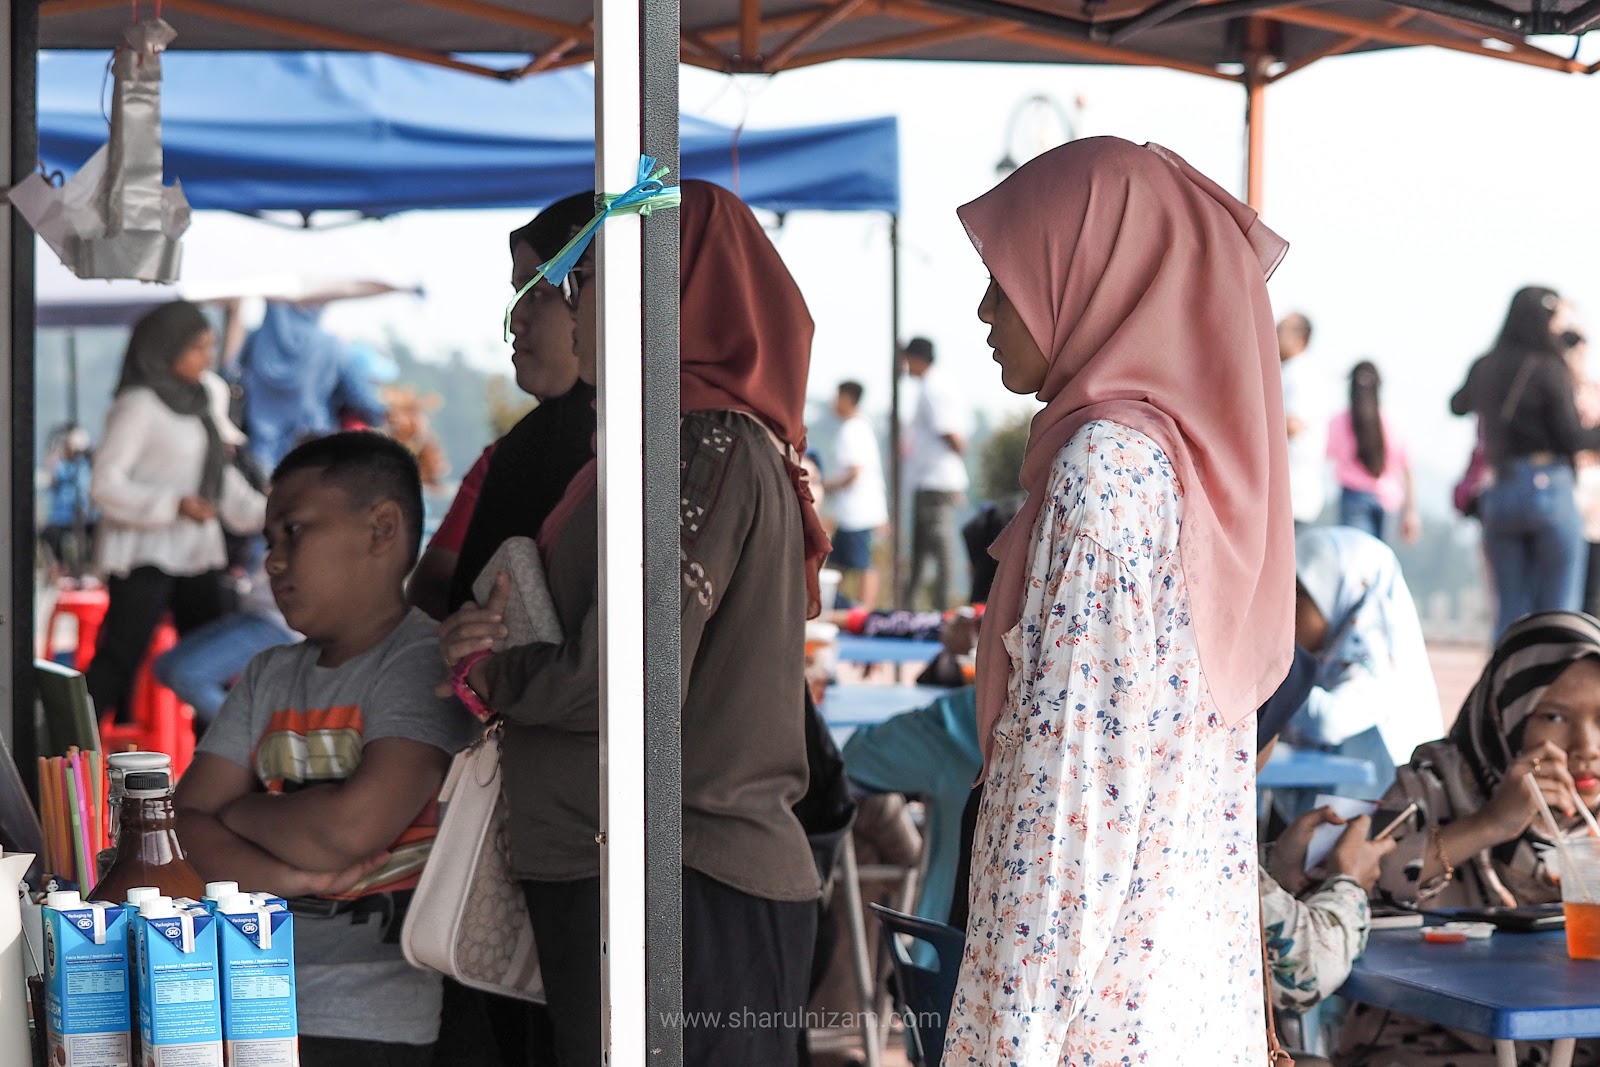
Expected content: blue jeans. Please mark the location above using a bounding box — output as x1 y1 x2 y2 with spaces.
1480 459 1585 638
154 613 296 727
1338 488 1389 541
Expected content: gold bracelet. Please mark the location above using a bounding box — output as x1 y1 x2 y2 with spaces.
1416 825 1456 901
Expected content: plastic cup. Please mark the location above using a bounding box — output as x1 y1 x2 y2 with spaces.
818 569 842 613
1559 838 1600 959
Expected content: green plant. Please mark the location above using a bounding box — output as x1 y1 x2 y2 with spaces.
978 409 1032 503
486 375 538 438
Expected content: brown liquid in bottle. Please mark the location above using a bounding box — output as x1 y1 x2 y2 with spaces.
88 770 205 903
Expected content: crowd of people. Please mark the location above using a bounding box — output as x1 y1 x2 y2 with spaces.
34 133 1600 1067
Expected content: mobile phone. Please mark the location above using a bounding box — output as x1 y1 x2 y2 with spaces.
1437 904 1566 931
1370 802 1420 841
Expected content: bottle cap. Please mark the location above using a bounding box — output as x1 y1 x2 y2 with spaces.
123 771 171 797
107 752 171 773
45 890 81 909
139 898 178 919
214 894 257 915
124 887 159 907
203 881 239 901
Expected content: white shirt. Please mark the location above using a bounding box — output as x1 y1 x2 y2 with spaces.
1281 354 1327 524
92 372 267 578
828 413 888 531
908 370 970 493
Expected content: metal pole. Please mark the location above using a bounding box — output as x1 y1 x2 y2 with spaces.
1245 19 1270 212
594 0 649 1061
888 215 903 608
639 0 683 1059
5 0 39 794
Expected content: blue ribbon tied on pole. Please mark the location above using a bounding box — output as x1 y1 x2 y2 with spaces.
503 155 683 342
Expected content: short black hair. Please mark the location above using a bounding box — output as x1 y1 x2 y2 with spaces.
272 431 425 569
838 380 864 405
903 337 934 362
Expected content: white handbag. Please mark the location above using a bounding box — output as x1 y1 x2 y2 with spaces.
401 537 562 1002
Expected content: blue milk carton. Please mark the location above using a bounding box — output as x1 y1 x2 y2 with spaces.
134 899 223 1067
43 892 132 1067
213 895 297 1067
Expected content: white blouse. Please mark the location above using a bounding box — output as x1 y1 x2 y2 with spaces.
91 372 266 579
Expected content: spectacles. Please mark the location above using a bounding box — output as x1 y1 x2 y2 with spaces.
503 264 589 343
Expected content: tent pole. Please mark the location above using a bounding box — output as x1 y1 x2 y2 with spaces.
594 0 650 1063
1245 19 1270 211
640 0 684 1059
5 0 38 794
888 213 903 609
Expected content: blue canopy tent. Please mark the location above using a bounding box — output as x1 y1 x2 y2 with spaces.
36 52 899 217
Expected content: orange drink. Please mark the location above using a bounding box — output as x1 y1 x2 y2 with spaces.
1566 901 1600 960
1560 838 1600 959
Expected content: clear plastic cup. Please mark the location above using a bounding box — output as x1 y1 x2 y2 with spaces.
1559 838 1600 959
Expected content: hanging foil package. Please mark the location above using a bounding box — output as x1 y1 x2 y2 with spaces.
8 18 191 282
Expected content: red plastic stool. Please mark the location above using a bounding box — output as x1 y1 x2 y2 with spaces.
43 587 110 673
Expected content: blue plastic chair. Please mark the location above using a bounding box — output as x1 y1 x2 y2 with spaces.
868 903 966 1066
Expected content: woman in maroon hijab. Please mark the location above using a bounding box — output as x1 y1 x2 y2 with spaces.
441 180 827 1067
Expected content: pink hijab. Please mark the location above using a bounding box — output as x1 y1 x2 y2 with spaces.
958 136 1293 766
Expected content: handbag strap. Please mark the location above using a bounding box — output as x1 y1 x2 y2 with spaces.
1499 359 1538 425
1261 891 1296 1066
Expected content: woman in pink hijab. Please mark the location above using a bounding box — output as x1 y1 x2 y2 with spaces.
946 137 1295 1063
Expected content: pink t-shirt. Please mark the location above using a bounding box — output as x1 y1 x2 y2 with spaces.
1326 410 1409 512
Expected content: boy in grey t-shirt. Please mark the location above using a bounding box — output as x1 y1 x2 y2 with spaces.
175 432 476 1067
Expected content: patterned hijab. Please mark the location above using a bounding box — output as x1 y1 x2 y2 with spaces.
115 301 226 502
1450 611 1600 795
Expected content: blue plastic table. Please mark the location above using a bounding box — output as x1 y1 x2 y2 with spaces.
1341 927 1600 1066
836 635 943 666
1258 745 1377 790
822 684 948 729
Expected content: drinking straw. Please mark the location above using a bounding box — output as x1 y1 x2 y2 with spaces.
63 760 83 888
1576 786 1600 841
1527 772 1593 900
95 751 107 851
72 752 94 889
36 757 54 876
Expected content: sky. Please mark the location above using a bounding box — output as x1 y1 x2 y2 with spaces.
58 44 1600 516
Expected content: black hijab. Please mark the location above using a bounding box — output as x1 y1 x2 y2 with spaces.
116 301 226 502
447 193 599 611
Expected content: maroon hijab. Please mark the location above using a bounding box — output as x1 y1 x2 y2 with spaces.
539 180 830 614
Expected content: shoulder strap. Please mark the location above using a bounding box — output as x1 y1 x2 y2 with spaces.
1261 890 1296 1066
1499 359 1539 425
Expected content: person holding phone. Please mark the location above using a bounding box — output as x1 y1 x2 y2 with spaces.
1257 660 1395 1021
1336 611 1600 1063
1288 525 1442 795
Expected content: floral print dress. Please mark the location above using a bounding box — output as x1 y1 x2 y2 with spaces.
945 420 1266 1066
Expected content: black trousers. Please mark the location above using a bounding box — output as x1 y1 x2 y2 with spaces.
522 869 816 1067
85 565 231 719
301 1036 433 1067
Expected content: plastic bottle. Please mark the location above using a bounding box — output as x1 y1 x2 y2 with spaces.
89 771 205 903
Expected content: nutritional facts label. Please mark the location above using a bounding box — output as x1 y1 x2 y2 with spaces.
155 979 218 1005
232 976 292 1001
